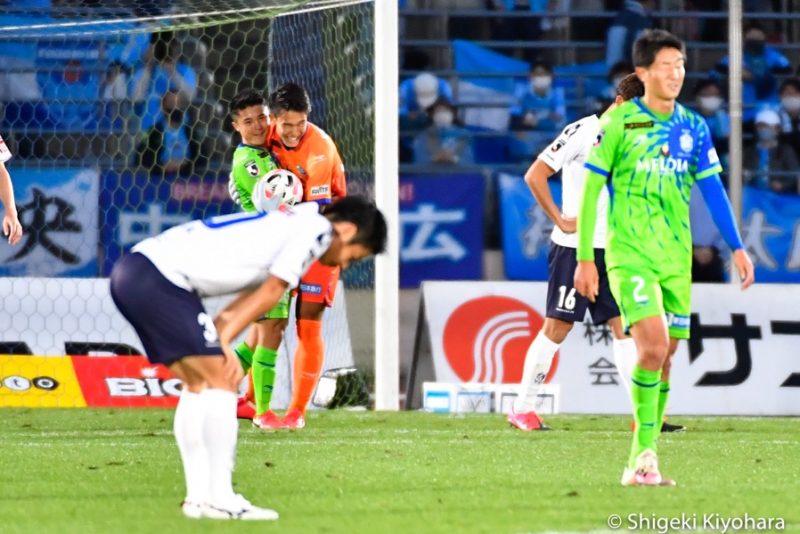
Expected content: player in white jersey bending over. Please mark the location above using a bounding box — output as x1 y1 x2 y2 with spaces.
109 197 386 520
508 74 672 431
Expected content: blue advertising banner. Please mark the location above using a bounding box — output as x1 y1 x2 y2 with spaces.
499 171 800 283
400 174 484 288
497 172 559 281
0 168 99 277
100 171 236 276
743 187 800 282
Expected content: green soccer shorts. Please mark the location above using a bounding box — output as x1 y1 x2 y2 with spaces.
607 265 692 339
259 288 292 321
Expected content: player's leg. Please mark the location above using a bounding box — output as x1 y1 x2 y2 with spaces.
236 326 258 419
656 274 692 433
510 244 585 431
285 262 338 428
251 307 288 429
609 266 674 486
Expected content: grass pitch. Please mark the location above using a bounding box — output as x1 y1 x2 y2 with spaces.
0 410 798 533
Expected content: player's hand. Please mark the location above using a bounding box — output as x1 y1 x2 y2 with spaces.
227 173 242 206
733 248 755 290
558 215 576 234
574 260 599 303
3 213 22 246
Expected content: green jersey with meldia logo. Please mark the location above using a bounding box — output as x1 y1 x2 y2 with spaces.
577 97 723 274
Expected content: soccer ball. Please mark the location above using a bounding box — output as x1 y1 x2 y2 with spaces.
252 169 304 212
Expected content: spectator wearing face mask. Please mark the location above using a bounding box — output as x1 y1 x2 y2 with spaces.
777 78 800 158
412 98 474 166
714 22 791 120
510 62 566 132
136 91 202 175
692 79 730 161
743 108 800 194
399 72 454 130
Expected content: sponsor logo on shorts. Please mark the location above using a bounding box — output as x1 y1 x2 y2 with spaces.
666 313 691 330
310 185 329 196
300 283 322 294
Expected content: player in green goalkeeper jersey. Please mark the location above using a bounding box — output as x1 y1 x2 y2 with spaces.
228 88 289 427
574 29 755 486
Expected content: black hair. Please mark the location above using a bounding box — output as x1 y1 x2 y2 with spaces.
324 196 387 255
608 61 634 81
632 29 686 68
230 88 265 118
616 73 645 100
530 61 553 74
268 82 312 116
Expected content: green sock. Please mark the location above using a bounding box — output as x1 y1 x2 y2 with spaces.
253 346 278 415
628 365 661 468
235 342 254 372
656 380 670 432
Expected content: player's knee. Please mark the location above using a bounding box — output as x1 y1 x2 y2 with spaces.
543 319 572 343
638 343 669 367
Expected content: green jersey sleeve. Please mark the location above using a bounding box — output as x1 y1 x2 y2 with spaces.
231 145 279 212
577 111 623 261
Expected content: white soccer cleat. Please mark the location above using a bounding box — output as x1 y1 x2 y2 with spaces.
203 494 279 521
181 500 205 519
620 449 676 487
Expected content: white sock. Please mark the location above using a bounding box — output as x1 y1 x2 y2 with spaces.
173 389 209 503
612 337 638 408
513 332 561 413
201 388 239 504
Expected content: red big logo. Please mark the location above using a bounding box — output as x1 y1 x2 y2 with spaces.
442 296 558 383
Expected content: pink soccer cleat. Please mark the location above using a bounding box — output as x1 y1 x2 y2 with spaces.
507 410 549 431
281 408 306 430
252 410 283 430
236 396 256 420
621 449 677 487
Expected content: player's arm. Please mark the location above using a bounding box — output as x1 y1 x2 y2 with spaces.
693 123 754 289
215 276 290 348
696 175 753 289
575 117 620 302
330 147 346 200
0 159 22 246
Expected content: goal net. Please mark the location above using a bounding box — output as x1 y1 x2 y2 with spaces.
0 0 378 411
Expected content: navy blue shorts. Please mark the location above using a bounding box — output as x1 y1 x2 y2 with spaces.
109 252 222 366
546 244 620 324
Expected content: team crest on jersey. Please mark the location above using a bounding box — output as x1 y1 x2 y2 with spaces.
550 138 566 152
660 144 670 157
593 129 605 146
679 131 694 153
245 160 259 177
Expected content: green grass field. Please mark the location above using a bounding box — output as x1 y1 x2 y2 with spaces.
0 410 798 534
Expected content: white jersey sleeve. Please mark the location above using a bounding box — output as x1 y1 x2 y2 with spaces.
0 135 13 163
132 203 333 297
537 117 594 173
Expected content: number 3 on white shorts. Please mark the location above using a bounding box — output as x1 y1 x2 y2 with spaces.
631 275 647 303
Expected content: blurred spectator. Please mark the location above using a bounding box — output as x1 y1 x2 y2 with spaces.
690 184 726 283
605 0 655 69
41 59 99 131
692 79 730 160
412 97 474 165
136 91 200 175
743 108 800 194
510 62 566 132
714 22 791 118
99 60 129 129
777 78 800 157
131 33 197 131
399 72 453 130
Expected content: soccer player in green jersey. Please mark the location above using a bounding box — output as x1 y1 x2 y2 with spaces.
574 29 755 486
228 89 288 428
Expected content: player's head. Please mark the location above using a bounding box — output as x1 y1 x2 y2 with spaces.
601 73 644 114
230 89 268 145
319 196 387 269
633 29 686 102
269 82 312 148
